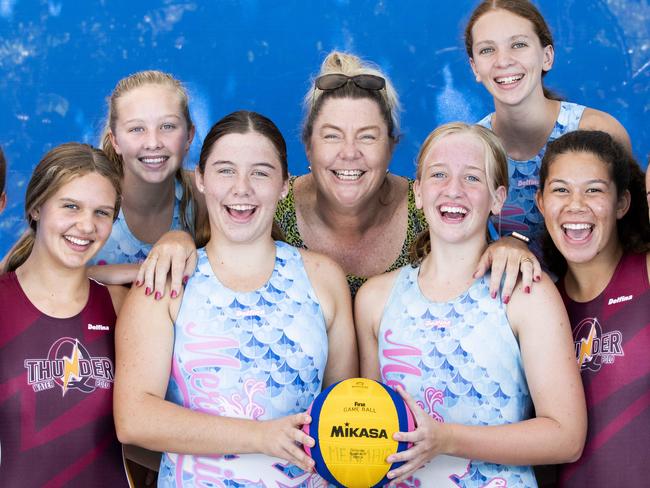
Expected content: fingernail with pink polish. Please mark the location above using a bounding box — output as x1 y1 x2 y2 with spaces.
155 291 162 300
491 291 497 299
503 295 510 304
525 286 530 294
145 287 152 296
182 276 189 285
170 290 178 299
135 280 142 287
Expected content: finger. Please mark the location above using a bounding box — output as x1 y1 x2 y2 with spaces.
153 253 172 300
168 250 187 299
387 458 422 484
283 442 315 472
395 386 427 423
500 254 521 303
532 256 542 283
181 249 198 289
134 262 146 288
519 257 534 295
142 254 158 297
473 248 492 279
488 252 506 299
293 426 315 448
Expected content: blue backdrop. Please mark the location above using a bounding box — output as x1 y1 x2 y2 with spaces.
1 0 648 255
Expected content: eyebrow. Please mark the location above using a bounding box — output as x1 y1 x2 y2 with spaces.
427 162 486 173
475 34 532 45
212 160 278 169
319 123 381 132
59 197 115 210
123 114 183 124
550 178 609 185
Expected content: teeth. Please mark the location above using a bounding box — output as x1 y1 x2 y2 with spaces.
64 235 91 246
334 169 363 180
495 75 523 84
227 204 256 211
440 206 467 214
562 223 592 230
140 156 167 164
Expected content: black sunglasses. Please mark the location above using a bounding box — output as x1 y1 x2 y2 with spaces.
315 73 386 91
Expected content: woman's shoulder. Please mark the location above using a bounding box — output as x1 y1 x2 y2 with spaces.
275 176 304 247
578 107 632 151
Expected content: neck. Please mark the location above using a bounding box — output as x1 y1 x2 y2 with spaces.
418 233 486 300
564 243 624 302
493 94 559 158
309 174 392 237
205 233 277 290
16 249 89 311
122 171 177 213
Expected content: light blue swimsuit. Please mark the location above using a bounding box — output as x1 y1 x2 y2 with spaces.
478 101 585 257
378 265 536 487
158 242 328 487
90 181 190 265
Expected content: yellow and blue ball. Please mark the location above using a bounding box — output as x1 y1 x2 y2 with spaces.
303 378 415 488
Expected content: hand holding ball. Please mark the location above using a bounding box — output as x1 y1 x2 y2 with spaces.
303 378 414 488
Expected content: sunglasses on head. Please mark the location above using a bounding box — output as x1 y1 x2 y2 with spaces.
315 73 386 91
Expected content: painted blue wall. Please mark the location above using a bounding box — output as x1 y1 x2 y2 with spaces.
1 0 648 255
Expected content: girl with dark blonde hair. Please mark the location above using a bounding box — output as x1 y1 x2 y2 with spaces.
357 123 586 485
0 143 131 486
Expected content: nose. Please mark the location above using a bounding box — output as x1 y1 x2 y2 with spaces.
495 48 513 68
339 137 361 161
144 129 163 150
568 191 586 211
444 175 463 198
232 172 252 196
77 210 96 234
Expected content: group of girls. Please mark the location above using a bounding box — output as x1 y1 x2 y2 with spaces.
0 1 648 487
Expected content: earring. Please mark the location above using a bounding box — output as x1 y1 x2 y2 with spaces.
308 165 312 172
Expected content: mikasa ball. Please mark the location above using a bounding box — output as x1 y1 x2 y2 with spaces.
303 378 414 488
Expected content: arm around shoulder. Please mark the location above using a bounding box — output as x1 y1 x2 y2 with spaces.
580 107 632 153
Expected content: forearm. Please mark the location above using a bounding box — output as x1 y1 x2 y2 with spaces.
444 417 583 465
88 263 139 285
115 392 262 455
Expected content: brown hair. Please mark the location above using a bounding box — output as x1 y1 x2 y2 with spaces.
539 130 650 276
302 51 401 147
4 143 121 273
197 110 288 244
410 123 509 265
100 70 199 236
465 0 561 100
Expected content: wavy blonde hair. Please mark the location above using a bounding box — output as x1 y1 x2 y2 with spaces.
100 70 199 237
302 51 401 147
410 123 509 265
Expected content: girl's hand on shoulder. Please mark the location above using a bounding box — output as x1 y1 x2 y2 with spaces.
474 236 541 302
259 412 315 473
136 230 197 300
385 386 448 484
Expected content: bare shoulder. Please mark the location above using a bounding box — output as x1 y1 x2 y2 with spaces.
355 267 402 324
299 247 347 283
507 271 565 335
299 247 349 303
579 107 632 151
107 284 129 314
